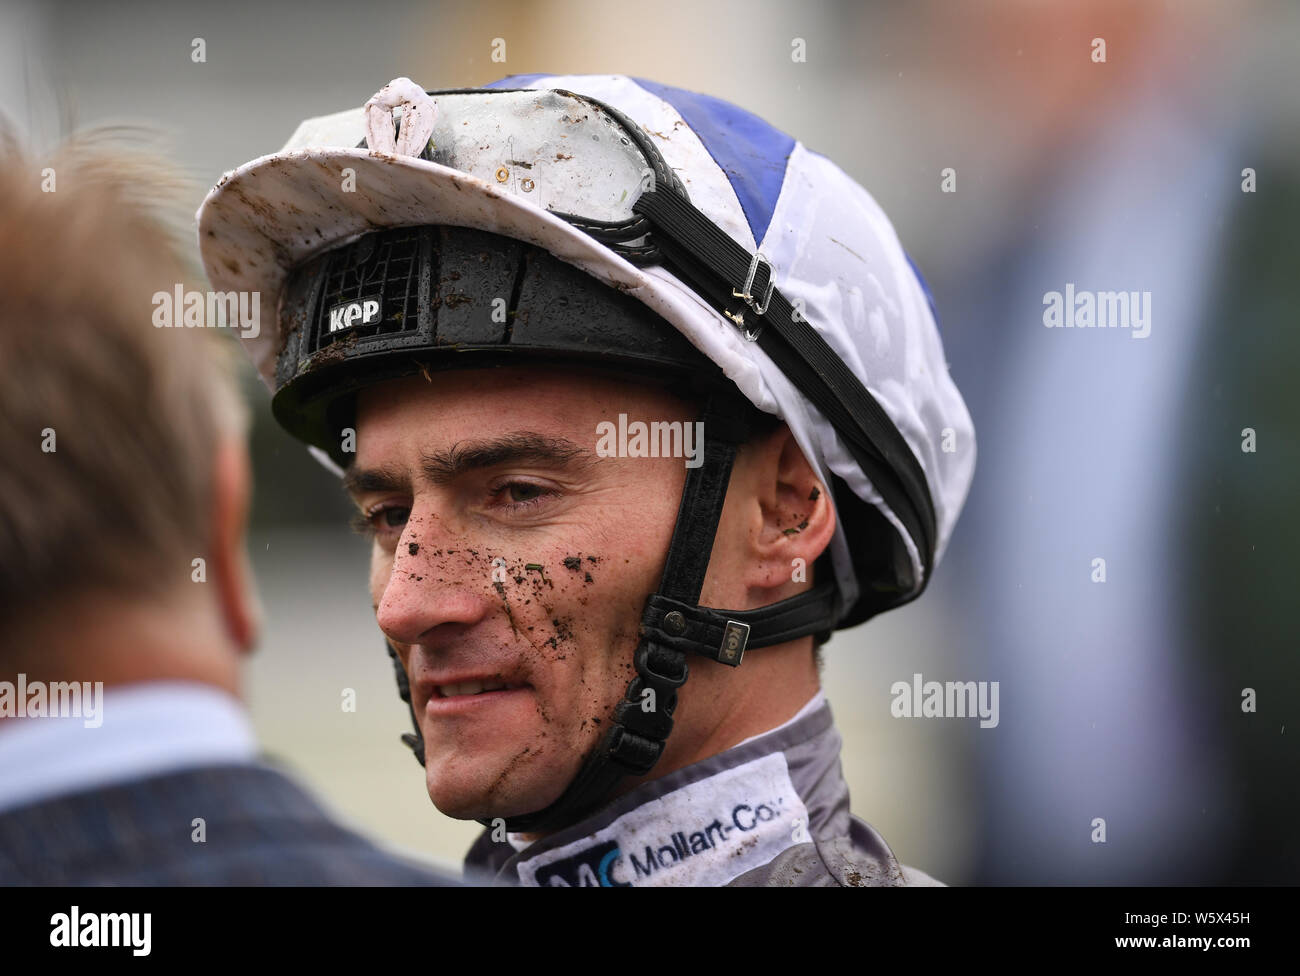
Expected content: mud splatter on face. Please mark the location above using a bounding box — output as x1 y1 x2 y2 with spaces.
484 744 541 804
494 580 519 637
379 515 629 815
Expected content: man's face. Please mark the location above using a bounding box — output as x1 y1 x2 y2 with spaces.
348 366 693 820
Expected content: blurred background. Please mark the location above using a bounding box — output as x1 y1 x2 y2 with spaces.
3 0 1295 882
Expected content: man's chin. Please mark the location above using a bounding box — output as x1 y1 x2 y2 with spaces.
423 758 572 822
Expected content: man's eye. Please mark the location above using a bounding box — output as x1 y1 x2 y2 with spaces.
491 481 556 510
350 505 410 538
506 483 546 504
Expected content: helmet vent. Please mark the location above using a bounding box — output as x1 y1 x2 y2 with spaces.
306 227 429 355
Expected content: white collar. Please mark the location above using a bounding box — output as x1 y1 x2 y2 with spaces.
0 681 258 815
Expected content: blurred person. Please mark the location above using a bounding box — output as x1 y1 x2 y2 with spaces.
909 0 1273 881
0 131 459 885
198 75 975 886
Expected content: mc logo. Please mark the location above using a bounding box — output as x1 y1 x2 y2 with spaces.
532 840 631 887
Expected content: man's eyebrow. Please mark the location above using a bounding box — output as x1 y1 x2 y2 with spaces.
342 464 410 500
419 433 595 485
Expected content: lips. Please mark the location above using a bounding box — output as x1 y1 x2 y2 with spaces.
435 678 529 698
412 666 532 701
422 676 533 716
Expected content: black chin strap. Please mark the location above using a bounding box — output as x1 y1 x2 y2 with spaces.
386 639 425 764
384 388 841 834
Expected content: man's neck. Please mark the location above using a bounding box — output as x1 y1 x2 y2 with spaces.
512 654 822 844
0 588 242 709
617 641 821 797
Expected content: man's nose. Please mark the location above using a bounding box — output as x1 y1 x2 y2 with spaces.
374 513 493 646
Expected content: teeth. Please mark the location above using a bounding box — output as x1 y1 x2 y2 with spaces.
438 680 519 698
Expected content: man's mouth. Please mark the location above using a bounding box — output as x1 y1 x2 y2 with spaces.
435 679 529 698
425 677 532 716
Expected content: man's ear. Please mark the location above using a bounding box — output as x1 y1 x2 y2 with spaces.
210 436 261 654
742 424 837 596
